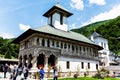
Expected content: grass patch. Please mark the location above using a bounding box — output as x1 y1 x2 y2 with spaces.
48 77 120 80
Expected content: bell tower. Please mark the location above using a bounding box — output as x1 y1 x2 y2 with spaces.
43 3 73 31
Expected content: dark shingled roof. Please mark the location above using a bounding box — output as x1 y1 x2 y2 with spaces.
43 3 73 17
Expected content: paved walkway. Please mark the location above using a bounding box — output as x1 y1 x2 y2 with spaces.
0 72 48 80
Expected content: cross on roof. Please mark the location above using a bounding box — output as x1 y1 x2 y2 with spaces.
55 0 59 4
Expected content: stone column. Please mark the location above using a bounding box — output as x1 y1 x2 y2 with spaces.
45 39 48 47
39 38 42 46
27 56 31 68
45 56 49 72
55 57 58 67
50 40 52 47
18 56 22 68
70 44 72 52
22 57 26 67
77 45 80 56
74 45 76 54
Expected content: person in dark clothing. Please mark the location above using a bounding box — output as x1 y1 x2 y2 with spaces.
4 63 8 78
39 67 45 80
53 66 58 80
23 65 29 79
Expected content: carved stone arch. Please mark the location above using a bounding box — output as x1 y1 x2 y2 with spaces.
26 49 31 56
29 54 33 59
39 51 46 55
48 54 56 67
23 54 28 66
37 53 45 68
51 52 58 57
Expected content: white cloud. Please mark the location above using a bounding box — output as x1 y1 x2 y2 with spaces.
70 0 84 10
19 23 31 31
0 32 15 39
88 0 106 5
69 23 77 29
81 4 120 26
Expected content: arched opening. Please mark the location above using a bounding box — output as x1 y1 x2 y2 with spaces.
37 54 45 68
18 56 22 68
48 54 56 67
23 55 27 66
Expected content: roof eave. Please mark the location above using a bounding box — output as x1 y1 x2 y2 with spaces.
12 29 35 44
43 6 73 17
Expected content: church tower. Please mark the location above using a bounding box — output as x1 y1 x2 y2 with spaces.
43 3 73 31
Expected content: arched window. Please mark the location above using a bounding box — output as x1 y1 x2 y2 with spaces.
61 42 63 49
42 39 45 46
52 40 54 47
72 45 74 52
56 41 59 47
37 37 39 45
47 39 50 47
64 43 67 49
76 46 78 53
79 46 81 53
68 44 70 49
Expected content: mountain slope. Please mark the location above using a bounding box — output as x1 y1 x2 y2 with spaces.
71 16 120 54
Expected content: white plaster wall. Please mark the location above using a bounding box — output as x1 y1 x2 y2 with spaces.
57 57 99 72
94 37 109 50
52 13 68 31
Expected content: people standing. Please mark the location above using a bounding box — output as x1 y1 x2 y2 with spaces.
16 68 23 80
4 63 8 78
53 66 58 80
12 65 18 80
39 67 45 80
23 65 29 79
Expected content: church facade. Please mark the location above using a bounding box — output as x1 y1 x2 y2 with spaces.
89 31 120 74
13 3 102 77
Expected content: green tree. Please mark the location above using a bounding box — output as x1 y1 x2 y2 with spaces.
4 48 12 59
0 37 19 58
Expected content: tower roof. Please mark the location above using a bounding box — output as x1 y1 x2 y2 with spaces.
43 3 73 17
91 31 102 38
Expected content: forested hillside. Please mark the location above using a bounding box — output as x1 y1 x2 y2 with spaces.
0 37 19 59
71 16 120 55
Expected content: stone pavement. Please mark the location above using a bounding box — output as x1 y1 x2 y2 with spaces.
0 72 48 80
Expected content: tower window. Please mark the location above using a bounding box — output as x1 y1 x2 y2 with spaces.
60 14 63 25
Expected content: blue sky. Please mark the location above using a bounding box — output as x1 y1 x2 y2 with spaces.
0 0 120 38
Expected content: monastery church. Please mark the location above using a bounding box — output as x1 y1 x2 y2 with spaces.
13 3 103 76
89 31 120 73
